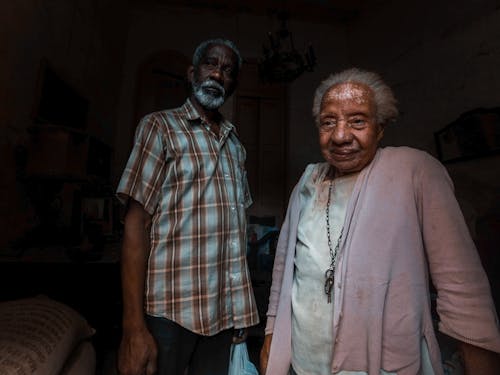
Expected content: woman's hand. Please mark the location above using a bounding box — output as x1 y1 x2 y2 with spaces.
260 334 273 375
460 341 500 375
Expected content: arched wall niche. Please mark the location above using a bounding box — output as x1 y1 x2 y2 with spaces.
132 49 190 131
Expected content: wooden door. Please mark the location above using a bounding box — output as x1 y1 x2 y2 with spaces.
133 50 190 125
233 62 287 224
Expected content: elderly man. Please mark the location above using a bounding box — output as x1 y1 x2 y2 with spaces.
260 68 500 375
116 38 259 375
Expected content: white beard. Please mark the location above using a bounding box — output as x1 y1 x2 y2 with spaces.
192 79 226 110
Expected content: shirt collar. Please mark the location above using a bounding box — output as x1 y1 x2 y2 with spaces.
182 98 236 135
182 98 202 121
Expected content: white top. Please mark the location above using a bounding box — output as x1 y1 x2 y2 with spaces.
290 167 435 375
291 171 360 375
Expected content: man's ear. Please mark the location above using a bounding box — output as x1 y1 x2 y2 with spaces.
187 66 194 83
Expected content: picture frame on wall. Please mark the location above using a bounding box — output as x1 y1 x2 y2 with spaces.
434 107 500 163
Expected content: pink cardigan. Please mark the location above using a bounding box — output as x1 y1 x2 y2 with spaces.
265 147 500 375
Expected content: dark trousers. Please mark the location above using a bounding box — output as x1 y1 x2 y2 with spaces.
145 315 233 375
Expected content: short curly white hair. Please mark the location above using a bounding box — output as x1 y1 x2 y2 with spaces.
192 38 242 71
312 68 399 127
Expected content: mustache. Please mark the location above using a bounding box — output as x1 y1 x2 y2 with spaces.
200 80 225 96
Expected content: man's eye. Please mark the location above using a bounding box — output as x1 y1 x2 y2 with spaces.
203 59 217 67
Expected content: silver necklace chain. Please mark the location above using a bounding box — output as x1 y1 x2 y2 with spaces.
324 179 344 303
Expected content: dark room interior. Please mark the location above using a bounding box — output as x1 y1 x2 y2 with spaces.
1 0 499 374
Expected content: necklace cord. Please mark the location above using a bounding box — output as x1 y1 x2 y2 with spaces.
325 179 344 302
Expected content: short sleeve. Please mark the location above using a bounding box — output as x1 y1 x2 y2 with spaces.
116 114 167 215
243 169 253 209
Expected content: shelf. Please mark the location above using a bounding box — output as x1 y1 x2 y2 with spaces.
25 124 111 181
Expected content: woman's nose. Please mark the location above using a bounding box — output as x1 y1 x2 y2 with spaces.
330 123 353 143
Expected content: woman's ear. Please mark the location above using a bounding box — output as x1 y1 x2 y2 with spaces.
377 124 385 141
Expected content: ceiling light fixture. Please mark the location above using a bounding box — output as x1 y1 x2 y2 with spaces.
258 11 317 83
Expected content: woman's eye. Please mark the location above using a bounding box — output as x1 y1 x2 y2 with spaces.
321 120 336 128
350 118 366 128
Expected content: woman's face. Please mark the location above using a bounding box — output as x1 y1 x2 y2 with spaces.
318 82 384 176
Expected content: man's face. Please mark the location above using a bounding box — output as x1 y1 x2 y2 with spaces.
190 44 238 110
318 82 384 176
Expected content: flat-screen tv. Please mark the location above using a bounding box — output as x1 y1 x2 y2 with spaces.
32 59 89 129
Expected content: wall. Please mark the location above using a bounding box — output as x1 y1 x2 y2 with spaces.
285 20 350 192
348 0 500 150
112 4 349 192
114 1 500 228
345 0 500 235
0 0 128 248
4 1 498 244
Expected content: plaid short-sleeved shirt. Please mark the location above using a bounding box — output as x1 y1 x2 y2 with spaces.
117 99 259 335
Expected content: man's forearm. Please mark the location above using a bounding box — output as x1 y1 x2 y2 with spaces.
121 243 148 329
121 200 152 331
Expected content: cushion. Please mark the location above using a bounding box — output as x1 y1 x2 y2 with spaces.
0 295 95 375
60 340 96 375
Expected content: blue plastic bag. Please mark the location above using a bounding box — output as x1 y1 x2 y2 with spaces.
228 342 259 375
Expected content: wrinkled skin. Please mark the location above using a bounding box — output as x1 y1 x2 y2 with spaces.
318 82 384 176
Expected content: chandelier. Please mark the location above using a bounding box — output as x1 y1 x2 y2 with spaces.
258 11 317 83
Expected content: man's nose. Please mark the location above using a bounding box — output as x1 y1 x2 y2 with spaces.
209 66 223 81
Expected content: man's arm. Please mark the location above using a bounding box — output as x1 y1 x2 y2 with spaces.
117 199 157 375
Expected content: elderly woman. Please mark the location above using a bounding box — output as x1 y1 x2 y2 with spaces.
260 68 500 375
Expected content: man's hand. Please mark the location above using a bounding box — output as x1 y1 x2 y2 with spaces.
233 328 248 344
118 326 158 375
260 334 272 375
119 199 155 375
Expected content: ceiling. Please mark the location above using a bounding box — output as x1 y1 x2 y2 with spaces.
128 0 380 23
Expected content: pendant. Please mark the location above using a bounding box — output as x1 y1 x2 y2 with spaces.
324 269 334 303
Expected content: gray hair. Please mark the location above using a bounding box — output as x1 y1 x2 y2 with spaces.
192 38 243 71
312 68 399 126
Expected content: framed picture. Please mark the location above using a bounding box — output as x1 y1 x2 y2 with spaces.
435 107 500 163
